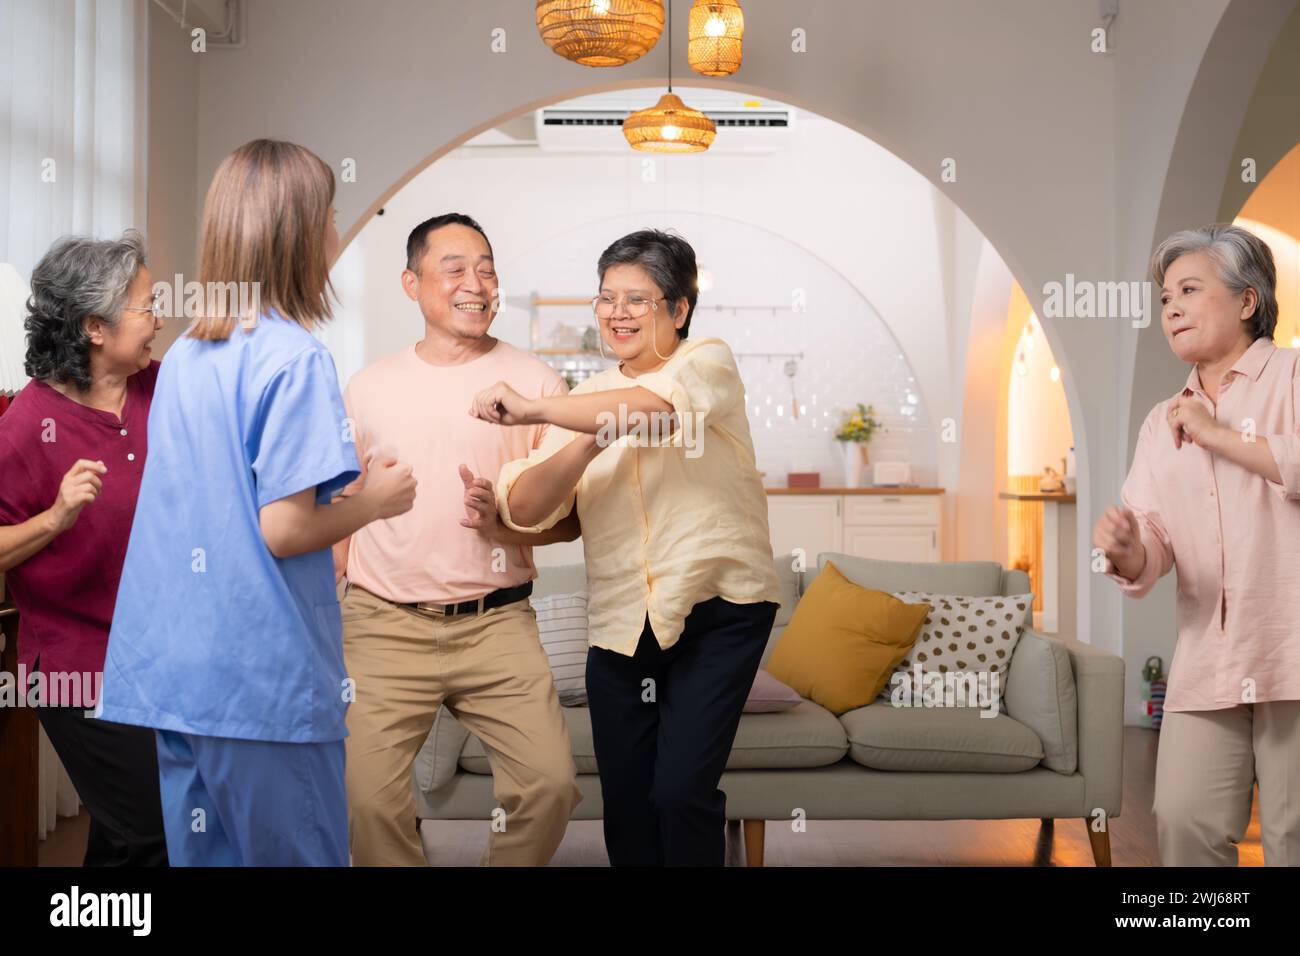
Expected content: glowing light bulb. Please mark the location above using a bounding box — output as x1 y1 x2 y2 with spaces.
1016 360 1027 377
662 124 680 140
591 0 610 14
1050 366 1060 382
705 15 726 37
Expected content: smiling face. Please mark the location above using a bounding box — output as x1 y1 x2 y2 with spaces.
597 262 686 369
87 265 161 376
403 222 498 341
1160 250 1258 364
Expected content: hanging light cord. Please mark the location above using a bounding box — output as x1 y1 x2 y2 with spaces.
667 1 673 92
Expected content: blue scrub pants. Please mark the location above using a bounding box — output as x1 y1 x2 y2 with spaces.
154 729 348 866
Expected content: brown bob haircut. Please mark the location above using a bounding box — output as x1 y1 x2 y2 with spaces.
188 139 336 340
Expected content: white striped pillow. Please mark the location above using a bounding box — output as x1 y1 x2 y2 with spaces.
530 592 590 706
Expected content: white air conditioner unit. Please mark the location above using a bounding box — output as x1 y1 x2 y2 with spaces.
534 107 794 154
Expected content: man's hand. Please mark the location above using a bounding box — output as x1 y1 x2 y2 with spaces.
1091 505 1146 581
47 459 107 533
1167 393 1223 449
469 381 535 426
459 463 502 539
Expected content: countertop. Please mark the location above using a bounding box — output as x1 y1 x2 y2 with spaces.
765 487 944 495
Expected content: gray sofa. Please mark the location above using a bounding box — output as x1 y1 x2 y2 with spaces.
412 552 1125 866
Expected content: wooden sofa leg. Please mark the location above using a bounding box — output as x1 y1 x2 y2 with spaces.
742 819 766 867
1086 820 1112 867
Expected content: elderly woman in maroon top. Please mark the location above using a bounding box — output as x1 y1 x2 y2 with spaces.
0 230 167 865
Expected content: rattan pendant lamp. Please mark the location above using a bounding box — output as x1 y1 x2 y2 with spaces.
536 0 665 67
622 2 716 152
687 0 743 76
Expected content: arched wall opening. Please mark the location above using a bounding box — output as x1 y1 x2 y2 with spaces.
324 81 1088 581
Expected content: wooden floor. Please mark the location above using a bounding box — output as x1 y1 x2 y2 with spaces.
37 727 1264 867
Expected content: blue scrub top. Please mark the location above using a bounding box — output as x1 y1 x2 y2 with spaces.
101 313 360 743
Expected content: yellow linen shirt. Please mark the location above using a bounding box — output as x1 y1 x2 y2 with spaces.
496 336 782 656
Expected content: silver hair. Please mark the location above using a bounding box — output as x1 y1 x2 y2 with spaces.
1149 223 1278 340
24 229 148 390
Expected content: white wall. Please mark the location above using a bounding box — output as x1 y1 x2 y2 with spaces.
1007 316 1074 478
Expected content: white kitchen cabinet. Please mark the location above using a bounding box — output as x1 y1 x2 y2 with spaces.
766 495 842 568
767 493 941 564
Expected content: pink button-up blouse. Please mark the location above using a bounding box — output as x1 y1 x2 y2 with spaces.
1106 337 1300 712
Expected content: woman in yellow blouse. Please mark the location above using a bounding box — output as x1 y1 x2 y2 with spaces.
468 229 781 865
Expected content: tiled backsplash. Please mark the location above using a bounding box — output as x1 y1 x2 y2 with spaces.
689 307 933 487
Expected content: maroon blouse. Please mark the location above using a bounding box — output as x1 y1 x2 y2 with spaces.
0 361 160 689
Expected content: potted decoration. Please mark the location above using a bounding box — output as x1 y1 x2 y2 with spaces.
835 403 882 487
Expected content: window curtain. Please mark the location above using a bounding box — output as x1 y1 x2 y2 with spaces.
0 0 148 840
0 0 148 394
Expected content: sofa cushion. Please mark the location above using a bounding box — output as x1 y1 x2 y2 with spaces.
771 555 801 628
1003 628 1078 773
765 561 931 715
530 562 587 598
885 591 1033 706
530 591 589 706
745 669 803 713
413 705 471 796
459 698 849 773
841 699 1044 772
813 553 1006 597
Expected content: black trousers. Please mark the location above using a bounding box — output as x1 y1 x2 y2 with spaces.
35 704 168 867
586 596 778 866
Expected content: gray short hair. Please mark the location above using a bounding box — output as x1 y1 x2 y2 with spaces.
1149 223 1278 340
24 229 147 390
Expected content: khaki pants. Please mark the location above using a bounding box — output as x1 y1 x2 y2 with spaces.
1154 701 1300 866
341 582 581 866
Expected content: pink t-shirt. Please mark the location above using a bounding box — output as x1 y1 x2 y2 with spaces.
1106 337 1300 712
342 339 567 603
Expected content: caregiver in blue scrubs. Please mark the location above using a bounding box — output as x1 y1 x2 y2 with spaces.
99 139 417 866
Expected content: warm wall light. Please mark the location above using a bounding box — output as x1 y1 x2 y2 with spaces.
688 0 744 76
623 91 717 151
536 0 664 67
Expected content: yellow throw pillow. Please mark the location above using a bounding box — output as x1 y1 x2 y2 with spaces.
766 560 931 715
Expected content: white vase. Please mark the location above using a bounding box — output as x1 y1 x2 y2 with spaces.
842 442 867 487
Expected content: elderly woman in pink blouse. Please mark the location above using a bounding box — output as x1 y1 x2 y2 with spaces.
1093 223 1299 866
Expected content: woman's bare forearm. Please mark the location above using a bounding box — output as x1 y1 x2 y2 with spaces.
528 388 672 435
0 510 62 572
492 510 581 545
261 489 378 560
507 434 601 528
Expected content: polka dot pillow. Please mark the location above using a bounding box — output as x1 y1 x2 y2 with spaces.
882 592 1034 706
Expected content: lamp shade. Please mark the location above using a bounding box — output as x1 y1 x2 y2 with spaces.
687 0 743 76
622 91 717 152
536 0 664 68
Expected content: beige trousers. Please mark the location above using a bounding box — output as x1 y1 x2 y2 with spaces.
1153 700 1300 866
341 582 581 866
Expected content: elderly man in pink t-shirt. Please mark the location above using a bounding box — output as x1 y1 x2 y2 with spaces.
333 214 582 866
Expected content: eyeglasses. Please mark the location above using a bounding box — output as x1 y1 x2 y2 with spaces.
592 294 666 320
122 291 165 321
122 290 166 319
